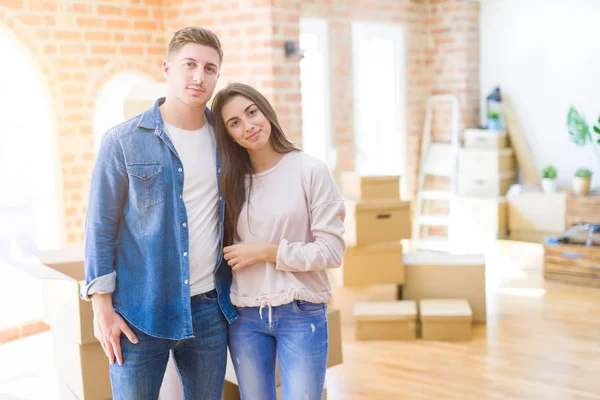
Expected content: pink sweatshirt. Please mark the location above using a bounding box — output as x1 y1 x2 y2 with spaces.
230 151 346 308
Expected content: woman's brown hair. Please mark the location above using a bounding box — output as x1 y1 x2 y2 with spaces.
211 83 299 245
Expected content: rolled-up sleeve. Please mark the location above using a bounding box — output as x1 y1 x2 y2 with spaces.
80 129 128 301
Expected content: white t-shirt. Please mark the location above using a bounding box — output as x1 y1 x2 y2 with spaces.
164 122 219 296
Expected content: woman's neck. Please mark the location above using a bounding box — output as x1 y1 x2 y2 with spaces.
248 143 284 173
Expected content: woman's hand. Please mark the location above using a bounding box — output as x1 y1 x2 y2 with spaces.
223 243 278 271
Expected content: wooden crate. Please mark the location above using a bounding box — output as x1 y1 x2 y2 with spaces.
566 192 600 228
544 242 600 288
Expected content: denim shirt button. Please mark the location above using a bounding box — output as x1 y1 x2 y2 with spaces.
183 252 188 257
218 168 221 173
178 168 183 172
184 280 189 284
182 222 187 227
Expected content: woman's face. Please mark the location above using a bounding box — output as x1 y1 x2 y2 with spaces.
221 95 272 151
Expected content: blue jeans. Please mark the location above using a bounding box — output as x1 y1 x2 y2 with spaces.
228 301 328 400
109 290 227 400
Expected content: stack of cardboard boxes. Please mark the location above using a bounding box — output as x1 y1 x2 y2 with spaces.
329 173 414 339
450 129 514 252
18 246 112 400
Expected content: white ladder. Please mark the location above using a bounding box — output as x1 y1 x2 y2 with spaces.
411 94 461 251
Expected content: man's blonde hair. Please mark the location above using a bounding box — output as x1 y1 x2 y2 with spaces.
167 26 223 66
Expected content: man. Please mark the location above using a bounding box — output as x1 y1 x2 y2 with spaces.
81 26 237 400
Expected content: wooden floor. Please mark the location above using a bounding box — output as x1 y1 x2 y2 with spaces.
325 241 600 400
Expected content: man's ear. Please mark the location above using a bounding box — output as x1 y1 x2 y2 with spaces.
162 59 170 80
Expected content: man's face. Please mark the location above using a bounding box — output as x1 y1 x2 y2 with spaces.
163 43 220 108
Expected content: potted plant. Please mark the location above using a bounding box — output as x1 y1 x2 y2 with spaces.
567 106 600 168
573 168 593 195
540 165 558 194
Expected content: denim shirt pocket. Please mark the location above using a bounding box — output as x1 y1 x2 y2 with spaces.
126 162 164 208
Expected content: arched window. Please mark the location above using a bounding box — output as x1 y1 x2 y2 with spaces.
0 24 61 259
92 71 156 153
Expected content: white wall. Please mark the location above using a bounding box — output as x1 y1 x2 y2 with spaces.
481 0 600 189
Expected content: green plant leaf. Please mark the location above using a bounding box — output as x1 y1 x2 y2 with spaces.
567 106 590 146
594 124 600 134
575 168 593 178
541 165 557 179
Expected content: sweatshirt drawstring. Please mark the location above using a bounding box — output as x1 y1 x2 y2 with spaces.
259 300 273 329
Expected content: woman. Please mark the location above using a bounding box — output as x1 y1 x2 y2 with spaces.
211 83 345 400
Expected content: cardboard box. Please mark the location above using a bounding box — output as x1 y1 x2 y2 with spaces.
508 231 556 243
463 129 508 149
354 300 417 340
331 241 404 287
344 199 411 246
506 185 567 234
17 246 95 345
459 148 515 177
329 284 398 327
341 172 400 201
419 299 473 341
53 334 111 400
458 173 515 197
402 252 486 323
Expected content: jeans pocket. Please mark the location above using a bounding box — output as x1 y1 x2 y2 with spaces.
293 300 326 315
127 163 164 209
202 289 219 302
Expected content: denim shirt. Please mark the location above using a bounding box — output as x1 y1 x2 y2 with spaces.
81 98 238 340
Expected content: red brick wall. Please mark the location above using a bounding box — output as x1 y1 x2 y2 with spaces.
2 0 478 244
424 0 479 235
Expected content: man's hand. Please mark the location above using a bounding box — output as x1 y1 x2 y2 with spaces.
91 293 138 366
223 243 278 271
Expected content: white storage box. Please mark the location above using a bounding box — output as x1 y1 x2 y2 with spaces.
459 148 515 177
463 129 508 148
